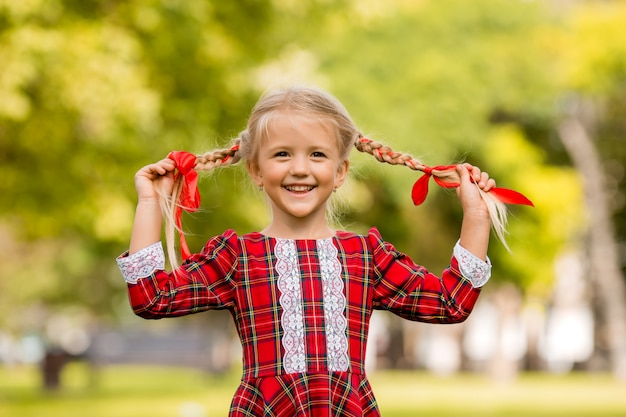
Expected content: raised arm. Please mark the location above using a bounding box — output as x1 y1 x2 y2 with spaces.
455 163 495 261
129 158 176 254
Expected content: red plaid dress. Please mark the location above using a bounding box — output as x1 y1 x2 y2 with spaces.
121 228 482 416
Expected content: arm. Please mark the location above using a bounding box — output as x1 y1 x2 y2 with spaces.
118 158 239 319
369 228 481 324
456 163 495 261
119 232 239 319
129 158 176 254
369 166 495 322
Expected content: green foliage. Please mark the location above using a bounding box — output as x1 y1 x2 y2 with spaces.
555 2 626 95
0 0 280 326
484 125 584 296
312 0 570 281
554 1 626 256
2 0 624 335
323 0 554 155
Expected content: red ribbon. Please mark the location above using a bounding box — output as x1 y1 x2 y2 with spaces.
411 164 534 207
167 151 200 260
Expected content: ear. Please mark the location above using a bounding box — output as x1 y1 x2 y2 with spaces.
334 159 350 189
247 160 263 187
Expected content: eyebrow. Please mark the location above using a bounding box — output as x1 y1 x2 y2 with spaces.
265 142 335 153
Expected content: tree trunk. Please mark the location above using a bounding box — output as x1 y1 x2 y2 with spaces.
557 114 626 380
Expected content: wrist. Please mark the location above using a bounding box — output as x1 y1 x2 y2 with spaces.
137 196 160 205
462 207 490 221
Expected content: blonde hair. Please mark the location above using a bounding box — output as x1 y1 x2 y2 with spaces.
159 86 510 269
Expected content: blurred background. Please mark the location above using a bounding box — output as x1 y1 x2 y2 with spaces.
1 0 626 416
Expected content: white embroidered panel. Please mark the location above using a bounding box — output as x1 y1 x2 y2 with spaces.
275 239 307 374
317 238 349 372
116 242 165 284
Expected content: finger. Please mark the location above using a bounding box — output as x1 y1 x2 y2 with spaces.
139 165 166 180
159 157 177 167
470 167 483 184
147 164 166 177
456 164 468 183
484 178 496 191
152 159 176 174
478 172 489 188
461 164 495 188
457 163 479 186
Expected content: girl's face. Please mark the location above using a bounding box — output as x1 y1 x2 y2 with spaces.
247 111 349 237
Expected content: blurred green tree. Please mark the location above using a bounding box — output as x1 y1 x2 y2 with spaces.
0 0 286 331
1 0 624 379
310 0 579 293
550 0 626 380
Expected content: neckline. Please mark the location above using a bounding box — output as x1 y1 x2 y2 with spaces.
249 231 338 241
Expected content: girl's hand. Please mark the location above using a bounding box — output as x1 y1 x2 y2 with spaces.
134 158 177 201
456 163 495 218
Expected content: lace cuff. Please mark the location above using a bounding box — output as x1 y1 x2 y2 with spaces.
116 242 165 284
453 241 491 288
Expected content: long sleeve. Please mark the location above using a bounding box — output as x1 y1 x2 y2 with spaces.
116 230 240 319
368 228 483 324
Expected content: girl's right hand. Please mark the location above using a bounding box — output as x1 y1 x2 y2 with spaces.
134 158 177 201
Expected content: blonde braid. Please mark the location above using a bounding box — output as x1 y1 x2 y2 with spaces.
354 137 461 184
354 137 424 170
195 138 242 171
354 137 511 250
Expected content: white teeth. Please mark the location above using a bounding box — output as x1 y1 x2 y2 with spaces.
285 185 314 192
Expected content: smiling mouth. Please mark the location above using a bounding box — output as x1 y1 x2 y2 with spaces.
284 185 315 192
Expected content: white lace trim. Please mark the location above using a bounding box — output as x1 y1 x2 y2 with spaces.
116 242 165 284
275 239 306 374
275 238 349 374
453 241 492 288
317 238 349 372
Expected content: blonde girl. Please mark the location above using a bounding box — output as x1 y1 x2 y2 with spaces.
117 86 529 416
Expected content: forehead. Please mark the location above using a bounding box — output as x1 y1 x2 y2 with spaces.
263 111 340 144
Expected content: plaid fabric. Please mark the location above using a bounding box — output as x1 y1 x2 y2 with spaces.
125 228 481 416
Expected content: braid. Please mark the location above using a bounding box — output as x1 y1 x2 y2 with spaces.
354 137 425 171
195 138 242 171
354 137 460 184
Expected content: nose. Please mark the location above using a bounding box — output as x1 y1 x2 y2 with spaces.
289 154 310 176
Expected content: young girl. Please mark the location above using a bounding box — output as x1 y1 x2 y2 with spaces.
117 86 528 416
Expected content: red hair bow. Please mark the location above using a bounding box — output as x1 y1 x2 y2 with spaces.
411 164 534 207
167 151 200 260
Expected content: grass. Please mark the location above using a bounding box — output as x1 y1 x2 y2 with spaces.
1 363 625 416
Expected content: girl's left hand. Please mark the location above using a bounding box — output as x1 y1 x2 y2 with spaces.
456 163 496 217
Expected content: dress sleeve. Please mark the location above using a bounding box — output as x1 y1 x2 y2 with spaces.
116 242 165 284
367 228 482 324
115 230 240 319
453 240 491 288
